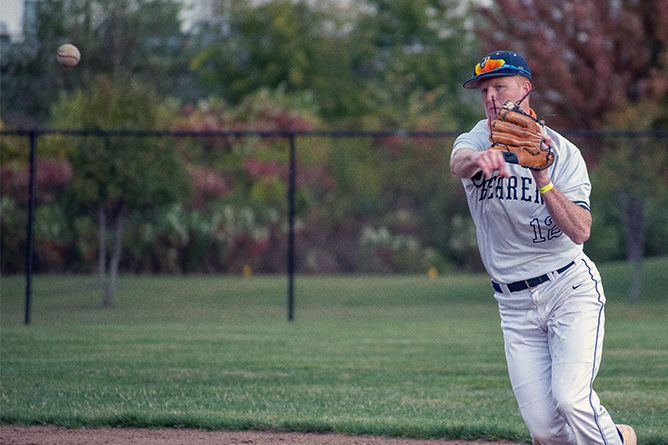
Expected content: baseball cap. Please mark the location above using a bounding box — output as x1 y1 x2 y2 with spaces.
463 50 531 89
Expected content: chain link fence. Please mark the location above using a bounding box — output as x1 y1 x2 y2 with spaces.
2 128 667 323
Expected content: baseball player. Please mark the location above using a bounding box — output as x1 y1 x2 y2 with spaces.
450 50 637 444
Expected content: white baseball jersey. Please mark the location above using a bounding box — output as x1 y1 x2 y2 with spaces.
451 119 591 283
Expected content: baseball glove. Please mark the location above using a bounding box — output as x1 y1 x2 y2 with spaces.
489 101 554 170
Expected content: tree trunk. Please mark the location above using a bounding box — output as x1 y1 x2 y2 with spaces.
620 192 645 303
98 204 107 287
103 211 124 308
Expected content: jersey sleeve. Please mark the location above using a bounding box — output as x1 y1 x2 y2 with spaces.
548 128 591 211
451 120 489 160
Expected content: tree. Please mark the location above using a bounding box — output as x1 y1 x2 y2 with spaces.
476 0 668 300
591 135 667 301
477 0 668 129
190 0 480 127
50 76 189 306
351 0 479 127
0 0 193 127
190 0 360 119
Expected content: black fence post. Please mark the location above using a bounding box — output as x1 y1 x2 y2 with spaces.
287 133 296 322
24 131 37 325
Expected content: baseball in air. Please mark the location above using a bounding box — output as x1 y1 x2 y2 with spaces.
56 44 81 67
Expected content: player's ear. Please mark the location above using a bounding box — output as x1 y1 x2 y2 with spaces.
520 78 532 94
515 78 533 107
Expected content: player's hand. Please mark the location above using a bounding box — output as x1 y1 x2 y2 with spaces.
531 135 553 186
474 149 510 179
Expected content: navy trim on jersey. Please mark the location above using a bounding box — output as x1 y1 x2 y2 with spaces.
574 201 591 212
582 257 610 445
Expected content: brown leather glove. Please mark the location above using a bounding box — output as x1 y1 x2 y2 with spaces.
489 102 554 170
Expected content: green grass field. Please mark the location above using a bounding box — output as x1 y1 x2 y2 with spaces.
1 257 667 444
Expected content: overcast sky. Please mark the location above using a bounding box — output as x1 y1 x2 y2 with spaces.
0 0 23 37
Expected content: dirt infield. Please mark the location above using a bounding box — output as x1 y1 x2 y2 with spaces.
0 426 524 445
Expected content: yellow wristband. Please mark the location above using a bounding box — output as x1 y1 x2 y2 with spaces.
538 182 554 194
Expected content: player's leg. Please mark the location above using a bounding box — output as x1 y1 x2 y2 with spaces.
496 291 575 444
546 257 623 444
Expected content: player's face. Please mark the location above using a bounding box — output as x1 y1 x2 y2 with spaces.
479 76 531 121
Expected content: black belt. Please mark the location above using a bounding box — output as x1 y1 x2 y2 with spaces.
492 261 575 293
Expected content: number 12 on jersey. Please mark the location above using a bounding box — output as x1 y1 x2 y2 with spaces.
530 216 562 243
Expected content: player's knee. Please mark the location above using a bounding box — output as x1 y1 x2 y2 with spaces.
523 410 568 443
553 390 584 420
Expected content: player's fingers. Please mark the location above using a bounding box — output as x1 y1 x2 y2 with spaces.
477 151 502 179
476 153 493 178
497 151 512 178
486 150 510 179
497 161 510 178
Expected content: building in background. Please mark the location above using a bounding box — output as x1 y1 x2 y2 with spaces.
0 0 25 42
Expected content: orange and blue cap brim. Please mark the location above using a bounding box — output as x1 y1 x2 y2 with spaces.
463 66 531 89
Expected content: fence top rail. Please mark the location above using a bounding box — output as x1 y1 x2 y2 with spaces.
1 128 459 138
2 128 668 138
